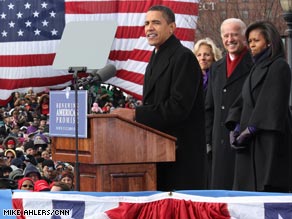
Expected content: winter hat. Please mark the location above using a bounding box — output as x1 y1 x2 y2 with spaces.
60 170 74 181
9 168 24 181
33 134 48 145
26 126 38 135
1 165 13 174
11 158 24 168
34 179 50 192
24 140 35 152
4 149 16 158
18 177 34 190
7 139 16 146
23 164 41 179
0 178 18 189
42 159 55 170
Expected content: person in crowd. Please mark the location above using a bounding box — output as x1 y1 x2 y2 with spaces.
24 140 36 156
112 5 206 191
60 170 74 190
193 37 223 94
205 18 253 190
10 158 25 170
18 177 34 190
41 159 56 184
33 133 48 152
34 179 50 192
23 163 41 183
50 181 71 192
41 150 50 160
1 165 13 178
36 94 49 116
4 149 16 166
225 21 292 192
193 37 223 188
9 168 24 182
0 178 18 189
3 137 17 150
0 114 12 138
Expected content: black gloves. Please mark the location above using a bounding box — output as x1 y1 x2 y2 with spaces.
230 125 257 150
236 127 254 146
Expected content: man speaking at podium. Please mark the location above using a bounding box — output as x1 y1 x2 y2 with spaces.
112 5 206 191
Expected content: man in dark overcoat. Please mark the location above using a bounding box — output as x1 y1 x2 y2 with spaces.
113 5 207 191
205 18 253 190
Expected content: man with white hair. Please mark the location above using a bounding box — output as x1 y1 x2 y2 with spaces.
205 18 253 190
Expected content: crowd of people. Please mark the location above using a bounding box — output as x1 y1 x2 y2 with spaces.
0 85 141 190
1 5 292 193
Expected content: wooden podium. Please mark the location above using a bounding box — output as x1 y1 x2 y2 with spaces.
52 114 176 192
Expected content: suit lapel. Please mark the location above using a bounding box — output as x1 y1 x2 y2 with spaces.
225 52 253 87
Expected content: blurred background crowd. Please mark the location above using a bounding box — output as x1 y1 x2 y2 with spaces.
0 84 140 191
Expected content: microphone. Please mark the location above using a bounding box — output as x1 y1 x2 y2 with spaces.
78 64 116 87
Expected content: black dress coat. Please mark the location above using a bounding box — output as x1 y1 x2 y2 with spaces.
226 54 292 191
205 51 253 189
135 35 207 191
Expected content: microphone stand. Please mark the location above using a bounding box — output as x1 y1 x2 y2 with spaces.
69 66 87 191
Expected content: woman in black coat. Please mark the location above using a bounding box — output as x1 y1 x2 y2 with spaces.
226 21 292 192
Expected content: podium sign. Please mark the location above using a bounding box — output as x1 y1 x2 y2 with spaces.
49 90 88 138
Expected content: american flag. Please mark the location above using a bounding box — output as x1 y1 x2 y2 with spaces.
0 0 199 106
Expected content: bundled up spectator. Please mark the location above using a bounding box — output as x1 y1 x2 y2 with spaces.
33 133 48 152
9 168 24 182
4 149 16 166
39 115 49 133
34 179 50 192
18 177 34 190
60 170 74 190
1 165 13 178
23 163 41 183
3 136 18 150
41 150 50 160
0 178 18 189
36 94 49 116
41 159 56 184
10 158 25 170
24 140 36 156
50 181 70 192
22 154 38 167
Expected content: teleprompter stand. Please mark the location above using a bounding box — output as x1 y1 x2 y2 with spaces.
69 66 87 191
52 20 118 191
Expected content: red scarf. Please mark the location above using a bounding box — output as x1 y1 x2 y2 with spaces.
226 47 248 78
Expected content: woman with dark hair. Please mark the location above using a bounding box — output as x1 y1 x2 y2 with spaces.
226 21 292 192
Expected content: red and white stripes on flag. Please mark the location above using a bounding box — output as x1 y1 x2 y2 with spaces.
0 0 199 106
11 191 292 219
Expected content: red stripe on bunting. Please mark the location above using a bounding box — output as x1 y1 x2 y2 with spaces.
66 1 198 15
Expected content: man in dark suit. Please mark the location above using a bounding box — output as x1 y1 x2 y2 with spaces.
113 5 206 191
205 18 254 190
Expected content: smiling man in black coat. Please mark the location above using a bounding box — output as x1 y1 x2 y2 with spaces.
113 5 207 191
205 18 253 190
